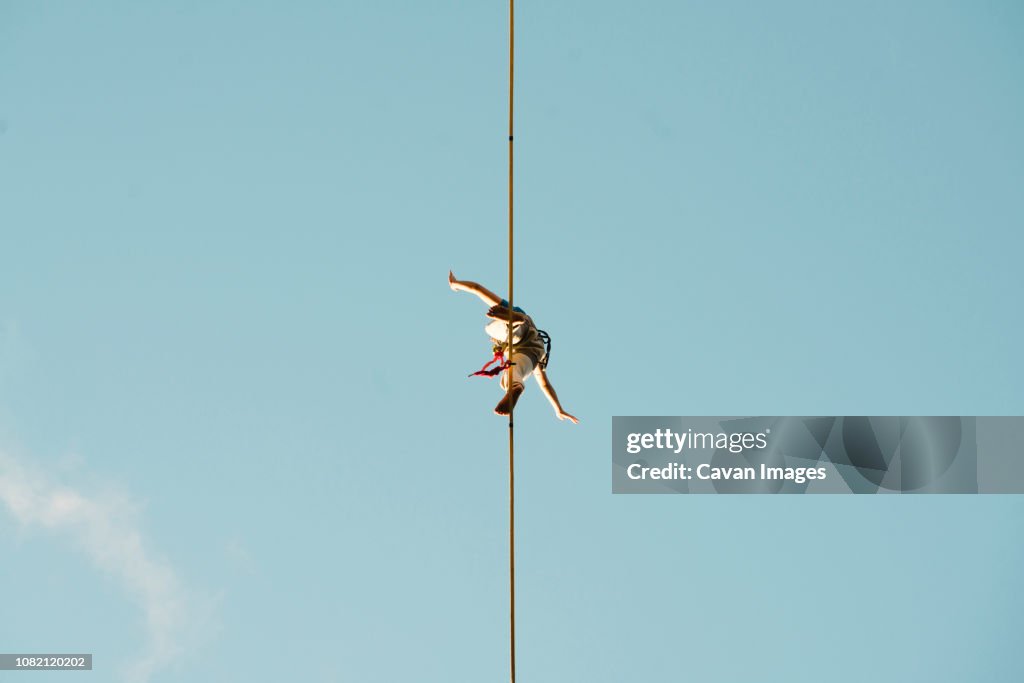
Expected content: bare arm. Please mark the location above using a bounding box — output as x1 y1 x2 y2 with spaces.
449 270 503 307
534 366 579 423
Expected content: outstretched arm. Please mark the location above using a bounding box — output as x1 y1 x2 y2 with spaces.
534 366 579 423
449 270 503 307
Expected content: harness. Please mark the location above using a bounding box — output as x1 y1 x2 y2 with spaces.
468 329 552 378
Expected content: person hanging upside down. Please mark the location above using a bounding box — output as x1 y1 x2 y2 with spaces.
449 270 579 423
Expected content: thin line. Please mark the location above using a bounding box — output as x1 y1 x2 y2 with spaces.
507 2 516 683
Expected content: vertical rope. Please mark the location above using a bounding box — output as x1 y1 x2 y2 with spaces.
506 2 516 683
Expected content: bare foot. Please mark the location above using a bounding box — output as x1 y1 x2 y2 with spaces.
494 383 525 415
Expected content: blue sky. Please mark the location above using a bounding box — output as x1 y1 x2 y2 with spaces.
1 1 1023 681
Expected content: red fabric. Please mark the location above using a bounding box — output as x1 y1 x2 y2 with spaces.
468 350 510 378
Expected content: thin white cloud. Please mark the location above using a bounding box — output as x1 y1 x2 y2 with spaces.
0 449 202 683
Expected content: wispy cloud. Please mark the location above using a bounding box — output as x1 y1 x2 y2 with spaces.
0 449 203 682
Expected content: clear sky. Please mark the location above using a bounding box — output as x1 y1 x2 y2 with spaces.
2 1 1023 681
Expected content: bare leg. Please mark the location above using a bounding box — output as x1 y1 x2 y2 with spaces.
449 271 503 307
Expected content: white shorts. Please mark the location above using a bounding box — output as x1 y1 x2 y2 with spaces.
499 352 539 389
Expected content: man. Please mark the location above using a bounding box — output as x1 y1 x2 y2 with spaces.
449 270 579 423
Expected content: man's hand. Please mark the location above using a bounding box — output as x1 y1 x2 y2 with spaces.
557 411 579 424
487 304 527 323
